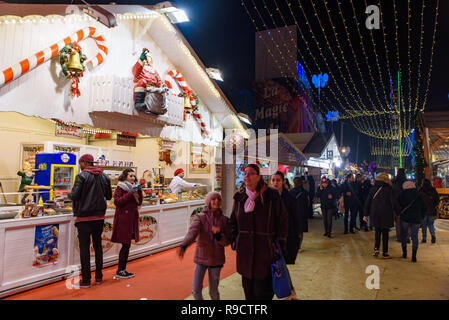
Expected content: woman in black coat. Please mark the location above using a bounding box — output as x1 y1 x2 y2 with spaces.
363 173 399 258
230 164 289 300
399 181 427 262
290 177 309 251
271 172 301 265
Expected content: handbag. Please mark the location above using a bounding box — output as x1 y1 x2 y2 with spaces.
271 239 292 299
400 196 419 215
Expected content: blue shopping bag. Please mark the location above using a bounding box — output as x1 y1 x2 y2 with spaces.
271 240 292 299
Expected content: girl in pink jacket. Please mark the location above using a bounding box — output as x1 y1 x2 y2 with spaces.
177 192 230 300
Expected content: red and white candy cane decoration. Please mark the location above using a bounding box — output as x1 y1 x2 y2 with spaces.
165 70 198 110
0 26 107 88
165 70 209 136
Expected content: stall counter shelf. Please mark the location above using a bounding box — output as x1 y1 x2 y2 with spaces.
0 199 205 298
436 188 449 219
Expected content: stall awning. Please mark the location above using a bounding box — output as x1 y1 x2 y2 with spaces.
421 111 449 162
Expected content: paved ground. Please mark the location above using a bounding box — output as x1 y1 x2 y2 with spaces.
187 216 449 300
6 214 449 300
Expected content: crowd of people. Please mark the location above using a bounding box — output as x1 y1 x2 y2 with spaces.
316 169 439 263
67 154 441 300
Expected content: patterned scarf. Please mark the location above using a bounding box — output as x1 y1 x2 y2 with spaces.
117 181 139 193
244 188 258 213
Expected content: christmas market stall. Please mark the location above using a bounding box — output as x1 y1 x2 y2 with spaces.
285 132 343 181
0 3 246 297
420 111 449 219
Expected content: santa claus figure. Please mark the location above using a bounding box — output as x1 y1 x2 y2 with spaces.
133 48 168 114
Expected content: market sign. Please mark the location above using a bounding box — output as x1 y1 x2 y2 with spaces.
55 122 83 139
161 139 176 151
117 134 136 147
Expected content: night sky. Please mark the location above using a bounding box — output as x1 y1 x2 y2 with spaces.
4 0 449 164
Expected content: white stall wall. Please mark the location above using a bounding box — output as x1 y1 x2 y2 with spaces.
0 112 215 199
0 14 217 145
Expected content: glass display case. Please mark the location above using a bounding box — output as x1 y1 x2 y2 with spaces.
0 190 73 221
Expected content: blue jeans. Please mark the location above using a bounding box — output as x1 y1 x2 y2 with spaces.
421 216 436 240
401 221 420 250
192 264 222 300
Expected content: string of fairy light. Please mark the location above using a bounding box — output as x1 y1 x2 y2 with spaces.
421 0 439 113
283 0 377 133
348 0 393 138
242 0 324 120
255 0 321 113
370 136 413 157
246 0 364 126
294 0 374 133
240 0 439 143
310 0 384 138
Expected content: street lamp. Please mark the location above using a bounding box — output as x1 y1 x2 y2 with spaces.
237 113 252 125
206 68 223 81
153 1 189 24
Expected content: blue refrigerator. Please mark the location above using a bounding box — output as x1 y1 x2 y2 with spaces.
35 153 77 202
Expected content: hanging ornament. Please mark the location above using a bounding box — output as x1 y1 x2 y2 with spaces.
59 43 87 98
224 131 245 154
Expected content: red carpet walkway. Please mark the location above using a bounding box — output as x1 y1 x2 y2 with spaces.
4 244 237 300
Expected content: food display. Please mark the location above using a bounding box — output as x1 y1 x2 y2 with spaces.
181 190 206 201
107 200 116 209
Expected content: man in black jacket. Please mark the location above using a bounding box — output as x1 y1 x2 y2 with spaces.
68 154 112 288
341 174 363 234
316 177 339 238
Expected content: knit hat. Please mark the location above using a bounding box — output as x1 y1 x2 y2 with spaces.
375 173 392 186
402 181 416 190
174 168 184 176
79 154 95 163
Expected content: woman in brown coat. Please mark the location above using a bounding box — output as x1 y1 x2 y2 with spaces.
111 168 143 279
230 164 289 300
177 192 230 300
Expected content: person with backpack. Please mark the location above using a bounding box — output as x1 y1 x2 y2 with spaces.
363 174 400 258
399 181 427 262
419 179 440 243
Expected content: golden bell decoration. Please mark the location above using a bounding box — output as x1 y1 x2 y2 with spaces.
68 51 83 72
184 95 192 111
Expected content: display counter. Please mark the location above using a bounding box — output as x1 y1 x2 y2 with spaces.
436 188 449 219
0 200 205 298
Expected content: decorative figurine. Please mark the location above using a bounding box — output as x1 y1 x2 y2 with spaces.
132 48 169 115
17 161 39 192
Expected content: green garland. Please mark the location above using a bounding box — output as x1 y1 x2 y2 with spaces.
413 113 427 187
59 43 87 98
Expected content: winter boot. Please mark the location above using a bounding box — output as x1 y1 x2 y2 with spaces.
134 92 147 112
411 249 417 263
402 246 407 259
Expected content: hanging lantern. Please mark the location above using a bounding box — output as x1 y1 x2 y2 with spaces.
224 131 245 154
